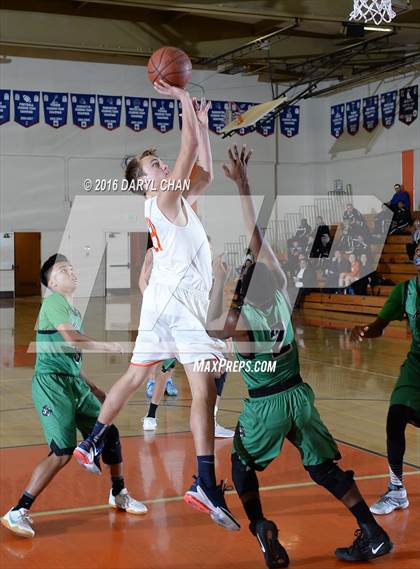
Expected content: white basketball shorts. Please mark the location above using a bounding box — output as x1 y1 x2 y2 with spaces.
131 282 225 367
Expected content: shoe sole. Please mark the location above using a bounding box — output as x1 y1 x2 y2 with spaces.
109 503 148 515
73 447 92 466
183 493 211 514
1 517 34 539
184 491 240 531
370 501 409 515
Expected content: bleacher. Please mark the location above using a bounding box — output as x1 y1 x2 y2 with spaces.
223 201 417 338
300 226 416 337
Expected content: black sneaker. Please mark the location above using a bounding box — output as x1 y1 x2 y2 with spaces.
335 524 393 562
251 519 290 568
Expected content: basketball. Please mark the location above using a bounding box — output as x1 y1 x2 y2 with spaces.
147 47 192 89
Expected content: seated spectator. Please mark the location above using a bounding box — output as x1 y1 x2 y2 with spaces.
338 253 360 291
389 201 411 235
353 253 374 295
373 204 393 238
386 183 410 212
337 221 355 254
352 234 369 256
313 216 330 239
311 233 332 260
287 239 303 263
293 256 316 290
411 218 420 244
293 218 312 246
325 250 350 290
312 215 330 249
343 203 364 225
305 235 315 256
243 248 255 265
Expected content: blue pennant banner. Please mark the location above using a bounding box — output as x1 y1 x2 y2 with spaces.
14 90 40 128
363 95 379 132
151 98 175 133
125 97 149 131
279 105 300 138
330 104 345 139
346 99 361 135
230 102 256 135
0 89 11 125
208 100 230 134
381 91 397 128
399 85 418 126
71 93 96 129
98 95 122 130
43 92 68 128
256 111 276 137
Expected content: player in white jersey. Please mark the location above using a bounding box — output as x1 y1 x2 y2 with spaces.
74 80 239 531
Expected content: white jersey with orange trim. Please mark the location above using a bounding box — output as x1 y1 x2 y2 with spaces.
145 196 212 294
131 195 224 366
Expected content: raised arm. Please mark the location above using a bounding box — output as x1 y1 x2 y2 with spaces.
153 80 199 213
206 256 247 341
187 98 214 205
222 145 287 292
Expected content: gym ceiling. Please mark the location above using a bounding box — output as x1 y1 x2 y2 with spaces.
1 1 420 94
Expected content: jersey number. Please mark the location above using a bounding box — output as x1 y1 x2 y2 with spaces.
146 217 163 252
270 322 285 354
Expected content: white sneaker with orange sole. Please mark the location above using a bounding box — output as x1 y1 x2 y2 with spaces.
1 508 35 538
108 489 148 515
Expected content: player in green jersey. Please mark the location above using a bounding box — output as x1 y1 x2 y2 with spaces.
1 254 147 539
206 146 392 567
352 242 420 515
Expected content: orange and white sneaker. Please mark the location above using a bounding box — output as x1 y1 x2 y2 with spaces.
108 489 148 515
1 508 35 538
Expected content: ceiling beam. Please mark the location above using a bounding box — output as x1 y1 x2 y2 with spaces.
66 0 420 29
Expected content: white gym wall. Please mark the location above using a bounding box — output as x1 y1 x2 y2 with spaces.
0 57 418 295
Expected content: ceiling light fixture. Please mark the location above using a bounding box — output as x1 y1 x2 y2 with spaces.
364 25 393 31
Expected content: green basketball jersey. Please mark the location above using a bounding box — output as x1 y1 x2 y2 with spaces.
233 289 300 391
379 278 420 359
35 292 83 376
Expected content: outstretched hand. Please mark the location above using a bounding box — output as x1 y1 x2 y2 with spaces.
222 144 253 184
213 254 230 283
153 79 188 100
193 97 211 128
351 325 372 343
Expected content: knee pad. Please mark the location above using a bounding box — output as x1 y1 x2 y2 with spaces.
215 372 227 397
102 424 122 465
306 461 354 499
231 452 259 497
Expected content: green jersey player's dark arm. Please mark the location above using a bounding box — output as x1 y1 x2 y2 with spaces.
206 308 248 341
350 317 390 342
224 146 287 292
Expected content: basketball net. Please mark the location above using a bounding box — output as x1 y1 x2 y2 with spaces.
349 0 396 25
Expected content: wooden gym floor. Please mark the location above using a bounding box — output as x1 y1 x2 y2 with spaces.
0 296 419 568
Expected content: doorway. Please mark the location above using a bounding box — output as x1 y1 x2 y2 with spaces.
14 232 41 297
